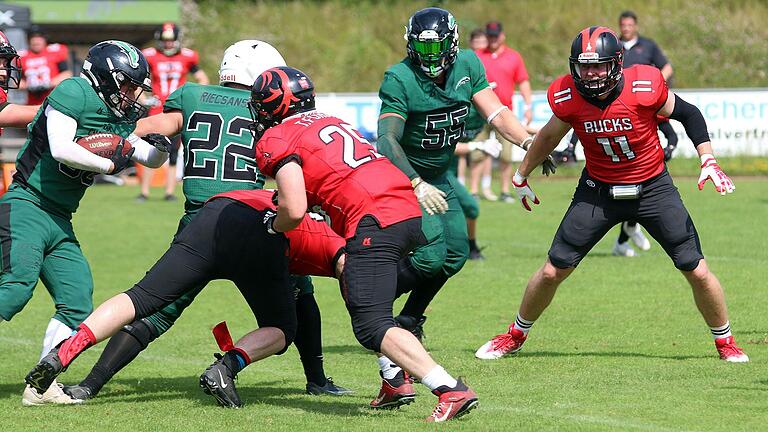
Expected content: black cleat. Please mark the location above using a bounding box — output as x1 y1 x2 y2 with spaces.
394 314 427 343
306 377 354 396
25 349 65 394
62 384 94 401
468 248 485 260
199 353 242 408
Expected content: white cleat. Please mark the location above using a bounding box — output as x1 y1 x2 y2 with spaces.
612 240 636 257
623 222 651 251
22 380 85 406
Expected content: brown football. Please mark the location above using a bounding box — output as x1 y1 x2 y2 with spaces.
75 133 132 159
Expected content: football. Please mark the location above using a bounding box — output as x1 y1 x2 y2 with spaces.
75 133 131 159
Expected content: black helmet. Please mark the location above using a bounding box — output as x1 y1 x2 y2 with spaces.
80 40 152 122
569 26 624 98
0 31 21 90
248 66 315 139
405 7 459 78
154 22 181 56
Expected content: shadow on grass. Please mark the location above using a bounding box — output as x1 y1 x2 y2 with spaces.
13 376 373 416
467 350 708 361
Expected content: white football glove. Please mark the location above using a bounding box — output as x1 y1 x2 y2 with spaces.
469 140 502 158
412 177 448 216
697 154 735 195
512 170 540 211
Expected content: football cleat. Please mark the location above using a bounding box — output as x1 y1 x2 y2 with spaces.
22 381 84 406
468 248 486 261
426 379 479 422
612 240 636 257
475 327 527 360
62 384 95 401
369 371 416 409
199 353 242 408
715 336 749 363
25 349 65 394
499 192 516 204
394 314 427 342
622 222 651 251
481 188 498 201
306 377 354 396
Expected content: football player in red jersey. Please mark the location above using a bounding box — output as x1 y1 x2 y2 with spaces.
138 22 209 202
250 66 478 422
475 27 748 363
18 26 71 105
24 189 348 408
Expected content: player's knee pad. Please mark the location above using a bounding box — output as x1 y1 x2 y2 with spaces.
121 318 160 350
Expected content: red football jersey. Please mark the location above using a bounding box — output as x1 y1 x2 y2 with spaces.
143 47 199 115
256 112 422 240
548 65 669 184
212 189 346 277
19 43 69 105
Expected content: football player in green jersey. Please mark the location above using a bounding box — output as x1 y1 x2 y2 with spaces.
0 40 170 406
373 7 554 398
62 40 351 402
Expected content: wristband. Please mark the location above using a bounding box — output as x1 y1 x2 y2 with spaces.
486 105 508 124
521 136 534 151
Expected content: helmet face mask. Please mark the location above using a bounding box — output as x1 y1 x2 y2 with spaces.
405 7 459 78
569 26 623 98
0 32 21 90
248 66 315 140
155 22 181 56
81 41 152 122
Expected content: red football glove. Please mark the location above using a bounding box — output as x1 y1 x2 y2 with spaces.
512 170 540 211
697 154 735 195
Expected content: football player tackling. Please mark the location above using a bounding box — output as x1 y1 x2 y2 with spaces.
475 27 747 363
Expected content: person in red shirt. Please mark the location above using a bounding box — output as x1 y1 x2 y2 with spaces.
475 27 748 363
18 26 71 106
470 21 534 203
251 66 478 422
138 22 209 202
24 189 348 408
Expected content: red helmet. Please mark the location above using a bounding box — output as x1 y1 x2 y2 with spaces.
154 22 181 56
569 26 623 98
0 31 21 90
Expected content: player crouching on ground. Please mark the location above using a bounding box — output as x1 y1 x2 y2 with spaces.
24 189 347 408
475 27 747 363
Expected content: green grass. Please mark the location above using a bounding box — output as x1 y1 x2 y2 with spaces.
2 174 767 431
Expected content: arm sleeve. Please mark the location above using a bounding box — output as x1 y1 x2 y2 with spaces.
668 93 710 146
56 61 69 72
376 115 419 180
46 106 113 173
126 134 169 168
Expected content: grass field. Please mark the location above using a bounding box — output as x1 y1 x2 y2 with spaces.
1 173 767 431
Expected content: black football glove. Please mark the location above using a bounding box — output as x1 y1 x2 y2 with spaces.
663 144 676 162
143 133 173 153
541 154 557 176
109 141 135 175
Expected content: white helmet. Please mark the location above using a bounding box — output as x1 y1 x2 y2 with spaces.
219 40 286 86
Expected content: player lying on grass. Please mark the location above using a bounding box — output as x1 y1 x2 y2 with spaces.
25 189 347 408
61 40 350 403
475 26 748 363
0 40 171 407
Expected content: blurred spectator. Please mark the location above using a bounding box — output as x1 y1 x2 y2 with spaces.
138 22 209 202
456 28 488 185
18 25 71 105
470 21 532 203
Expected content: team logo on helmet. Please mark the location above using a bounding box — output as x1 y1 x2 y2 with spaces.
109 40 140 68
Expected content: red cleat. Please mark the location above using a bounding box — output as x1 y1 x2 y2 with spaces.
426 379 478 422
715 336 749 363
475 327 527 360
369 371 415 409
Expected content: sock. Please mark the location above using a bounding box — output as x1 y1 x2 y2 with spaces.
223 349 250 375
481 175 492 190
79 319 158 395
57 323 96 368
41 318 75 360
710 321 732 340
618 221 638 243
421 365 457 391
295 293 327 386
512 314 534 335
377 355 402 381
469 239 479 252
400 273 449 318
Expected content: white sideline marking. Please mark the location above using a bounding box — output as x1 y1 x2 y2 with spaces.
486 405 696 432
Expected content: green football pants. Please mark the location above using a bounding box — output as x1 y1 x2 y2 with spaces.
0 197 93 329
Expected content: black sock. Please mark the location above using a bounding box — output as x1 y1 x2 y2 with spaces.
617 220 637 244
295 293 326 386
79 319 158 395
468 239 479 252
400 273 449 318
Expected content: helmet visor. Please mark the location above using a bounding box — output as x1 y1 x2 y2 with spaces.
411 37 452 58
